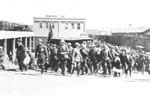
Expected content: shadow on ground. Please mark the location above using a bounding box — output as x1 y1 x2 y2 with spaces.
13 70 72 77
6 69 18 72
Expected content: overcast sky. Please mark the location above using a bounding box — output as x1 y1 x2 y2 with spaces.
0 0 150 29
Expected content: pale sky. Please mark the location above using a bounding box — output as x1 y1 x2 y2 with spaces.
0 0 150 29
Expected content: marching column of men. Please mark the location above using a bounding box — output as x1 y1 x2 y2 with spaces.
15 38 150 77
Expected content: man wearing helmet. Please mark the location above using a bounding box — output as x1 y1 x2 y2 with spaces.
72 42 83 76
35 38 48 74
58 39 69 75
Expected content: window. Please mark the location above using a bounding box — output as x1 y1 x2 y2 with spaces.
46 22 49 28
52 23 55 29
71 23 74 29
65 23 68 30
40 23 42 28
77 23 80 29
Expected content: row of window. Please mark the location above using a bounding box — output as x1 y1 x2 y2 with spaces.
39 22 81 30
65 23 80 30
40 22 55 29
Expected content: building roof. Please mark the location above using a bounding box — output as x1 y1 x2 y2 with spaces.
86 29 112 35
33 17 86 21
142 28 150 35
111 26 150 34
0 31 34 39
51 36 92 41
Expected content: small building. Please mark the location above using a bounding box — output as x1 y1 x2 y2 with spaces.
33 16 91 46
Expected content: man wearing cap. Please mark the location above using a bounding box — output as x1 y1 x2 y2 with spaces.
16 38 27 71
58 39 69 75
35 38 48 73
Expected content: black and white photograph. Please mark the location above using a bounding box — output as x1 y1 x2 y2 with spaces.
0 0 150 96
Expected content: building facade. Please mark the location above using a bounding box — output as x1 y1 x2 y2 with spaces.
33 16 88 46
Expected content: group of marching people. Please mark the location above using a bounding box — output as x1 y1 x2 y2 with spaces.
15 38 150 77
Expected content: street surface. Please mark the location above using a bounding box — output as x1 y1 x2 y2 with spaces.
0 69 150 96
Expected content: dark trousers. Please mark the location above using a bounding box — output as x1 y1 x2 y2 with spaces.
125 63 132 77
87 60 93 74
17 57 27 71
71 61 81 76
81 60 88 75
51 59 57 70
91 60 98 73
60 60 67 75
102 60 111 75
37 58 46 73
66 59 72 73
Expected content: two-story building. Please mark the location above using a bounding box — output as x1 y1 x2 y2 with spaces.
33 16 91 46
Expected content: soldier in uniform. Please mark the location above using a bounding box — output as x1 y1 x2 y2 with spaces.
58 40 69 75
125 51 133 77
67 42 73 73
72 42 83 76
35 38 48 74
51 44 58 71
26 49 37 70
89 44 98 74
16 39 27 71
46 43 51 69
80 42 89 75
100 45 112 75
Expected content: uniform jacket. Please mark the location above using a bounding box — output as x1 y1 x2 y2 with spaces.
68 46 73 60
16 44 26 59
89 48 98 61
51 47 58 60
100 49 112 61
80 47 89 59
35 44 48 60
58 45 69 60
72 47 83 62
